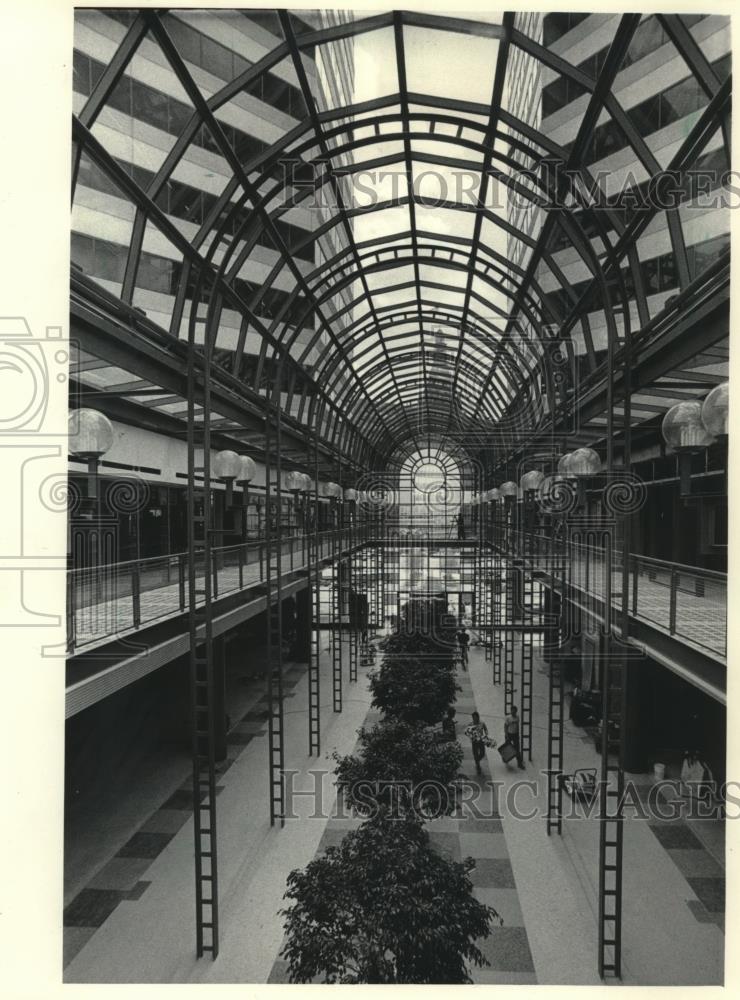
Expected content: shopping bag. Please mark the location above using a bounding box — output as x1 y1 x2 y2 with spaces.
498 740 517 763
562 767 597 802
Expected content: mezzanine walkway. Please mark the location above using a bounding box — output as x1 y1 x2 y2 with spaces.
69 532 726 664
68 529 363 654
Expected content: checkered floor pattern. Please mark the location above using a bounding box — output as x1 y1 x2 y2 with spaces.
267 668 537 985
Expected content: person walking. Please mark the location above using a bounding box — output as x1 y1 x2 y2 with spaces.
504 705 525 769
465 711 491 775
457 627 470 670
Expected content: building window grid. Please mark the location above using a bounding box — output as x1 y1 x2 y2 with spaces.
557 51 730 165
543 14 716 122
74 148 316 264
70 230 316 333
541 231 729 319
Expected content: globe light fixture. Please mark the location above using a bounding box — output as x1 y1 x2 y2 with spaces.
567 447 601 477
68 408 114 496
213 449 241 480
557 453 574 476
213 449 241 506
286 470 305 493
236 455 256 484
68 408 114 464
662 400 716 495
324 481 342 499
662 401 714 452
700 382 728 438
344 488 358 502
500 481 518 498
520 469 545 493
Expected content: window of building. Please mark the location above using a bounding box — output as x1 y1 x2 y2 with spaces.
244 10 284 38
626 93 661 136
542 15 710 120
660 75 704 125
543 13 590 47
138 250 176 295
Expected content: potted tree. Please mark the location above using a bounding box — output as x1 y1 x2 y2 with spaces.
280 810 499 983
369 655 459 726
334 717 463 817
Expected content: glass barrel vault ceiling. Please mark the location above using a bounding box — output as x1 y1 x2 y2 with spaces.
71 9 731 473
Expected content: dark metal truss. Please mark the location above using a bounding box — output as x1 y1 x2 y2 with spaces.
71 9 731 481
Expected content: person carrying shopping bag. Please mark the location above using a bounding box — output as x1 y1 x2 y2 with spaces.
465 712 495 775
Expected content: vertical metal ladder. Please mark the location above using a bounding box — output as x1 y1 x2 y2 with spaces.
482 543 492 663
546 655 564 836
349 557 358 684
599 654 625 979
331 531 343 713
307 438 321 757
369 542 378 630
574 520 622 980
492 545 502 684
347 501 358 683
186 281 219 959
265 416 285 827
520 568 535 762
545 551 565 836
475 529 485 644
503 562 515 714
598 528 624 978
377 528 385 630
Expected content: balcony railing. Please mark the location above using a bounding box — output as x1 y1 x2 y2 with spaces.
66 522 726 662
486 528 727 659
67 527 365 654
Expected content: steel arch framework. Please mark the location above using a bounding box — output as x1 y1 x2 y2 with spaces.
72 8 730 480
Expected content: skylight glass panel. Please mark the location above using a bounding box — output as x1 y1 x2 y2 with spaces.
403 24 499 106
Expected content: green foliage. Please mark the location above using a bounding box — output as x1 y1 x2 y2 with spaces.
371 602 458 724
280 598 497 985
401 595 455 643
379 623 457 664
334 717 463 816
280 810 499 984
369 655 458 725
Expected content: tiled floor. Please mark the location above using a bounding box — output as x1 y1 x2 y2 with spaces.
63 636 725 984
62 661 314 968
267 663 537 984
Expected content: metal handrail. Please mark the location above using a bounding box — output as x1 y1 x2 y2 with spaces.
68 526 369 653
491 529 727 582
479 526 726 657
